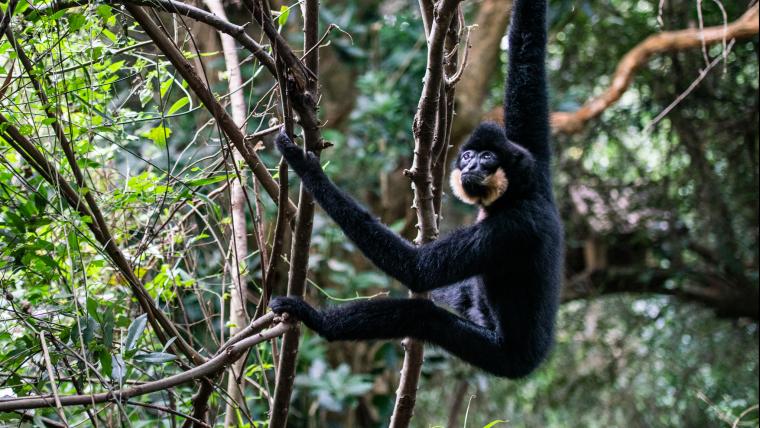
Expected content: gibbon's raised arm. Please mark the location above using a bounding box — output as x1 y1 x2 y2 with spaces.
503 0 550 162
275 132 511 292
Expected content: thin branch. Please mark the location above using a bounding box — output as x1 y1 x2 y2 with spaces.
126 400 211 428
39 333 69 425
551 4 759 134
0 321 293 412
0 0 19 43
644 39 735 132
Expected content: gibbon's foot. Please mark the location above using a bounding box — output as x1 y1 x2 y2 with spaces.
269 297 322 330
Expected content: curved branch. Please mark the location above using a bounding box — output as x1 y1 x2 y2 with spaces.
551 4 759 134
0 321 292 412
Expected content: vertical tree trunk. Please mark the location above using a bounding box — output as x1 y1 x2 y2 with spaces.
390 1 463 426
201 0 250 424
268 0 322 425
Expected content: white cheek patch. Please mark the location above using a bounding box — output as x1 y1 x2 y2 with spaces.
449 168 479 205
481 168 509 206
449 167 509 206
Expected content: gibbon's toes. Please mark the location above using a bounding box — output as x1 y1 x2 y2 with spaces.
269 296 313 320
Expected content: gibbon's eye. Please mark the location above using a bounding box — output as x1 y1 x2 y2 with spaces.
461 151 474 161
481 151 495 161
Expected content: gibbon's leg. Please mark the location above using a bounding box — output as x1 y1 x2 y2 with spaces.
270 297 532 378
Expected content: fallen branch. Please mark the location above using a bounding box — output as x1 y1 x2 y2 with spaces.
0 320 292 412
551 4 759 134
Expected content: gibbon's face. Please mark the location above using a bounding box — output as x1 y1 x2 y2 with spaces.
450 149 508 206
450 122 535 206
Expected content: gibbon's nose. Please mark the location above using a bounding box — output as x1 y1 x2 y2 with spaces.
462 158 482 176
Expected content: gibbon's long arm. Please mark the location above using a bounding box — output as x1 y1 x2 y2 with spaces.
275 132 516 292
503 0 550 162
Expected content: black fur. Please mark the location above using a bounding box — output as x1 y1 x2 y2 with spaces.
270 0 562 378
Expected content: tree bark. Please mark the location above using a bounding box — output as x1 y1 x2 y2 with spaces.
201 0 251 424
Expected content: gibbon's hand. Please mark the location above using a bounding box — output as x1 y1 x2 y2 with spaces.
269 296 324 331
274 128 321 178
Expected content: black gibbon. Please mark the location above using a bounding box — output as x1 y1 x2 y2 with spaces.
269 0 562 378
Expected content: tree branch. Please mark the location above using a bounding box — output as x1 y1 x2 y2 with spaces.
551 4 759 134
562 268 759 320
0 321 292 412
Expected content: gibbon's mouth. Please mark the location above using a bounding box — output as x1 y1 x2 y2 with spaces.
461 171 487 185
461 173 488 195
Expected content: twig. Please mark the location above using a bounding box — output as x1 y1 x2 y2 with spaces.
732 404 759 428
39 333 69 425
643 39 735 132
0 0 18 43
126 400 211 427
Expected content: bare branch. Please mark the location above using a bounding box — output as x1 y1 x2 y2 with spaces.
551 4 759 134
0 321 293 412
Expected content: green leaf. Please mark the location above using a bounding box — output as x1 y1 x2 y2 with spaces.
68 13 86 32
278 5 290 26
143 126 172 147
99 351 112 378
125 313 147 352
167 97 189 115
102 29 117 43
86 297 99 322
96 5 112 19
186 175 227 187
483 420 508 428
